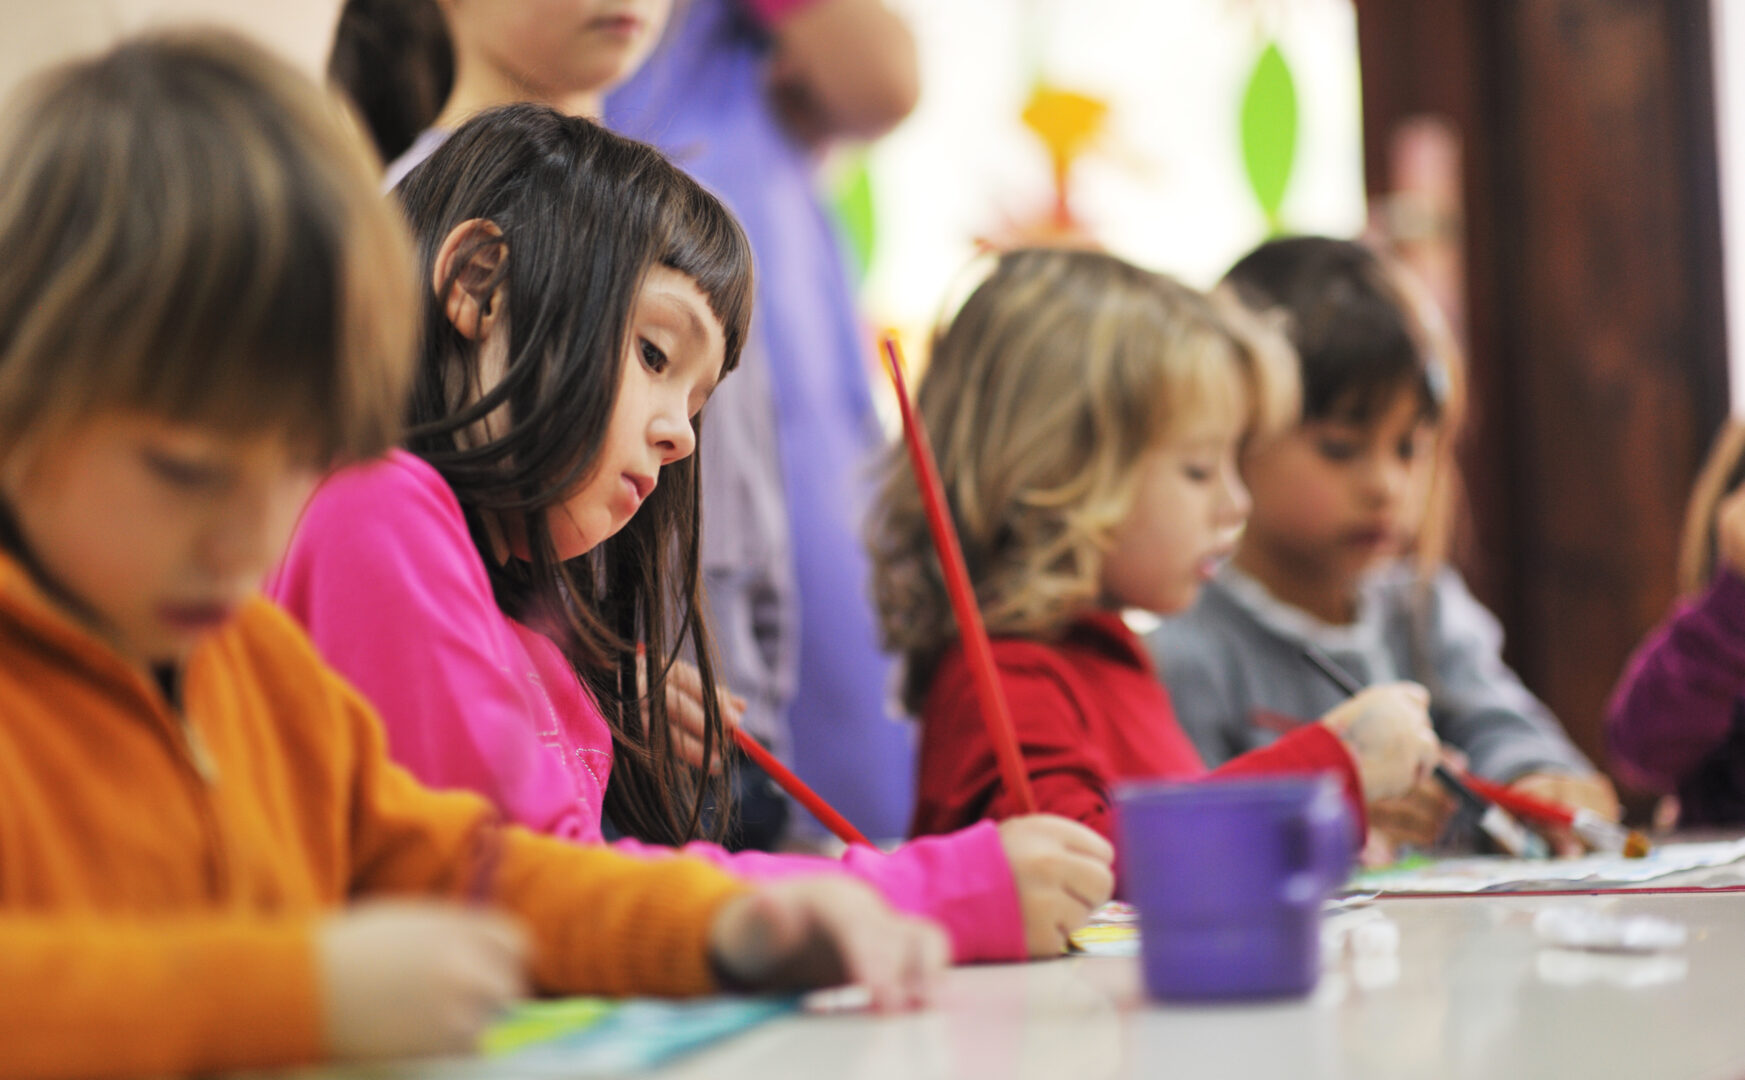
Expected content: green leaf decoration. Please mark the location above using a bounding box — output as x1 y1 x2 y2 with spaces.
1240 40 1299 233
827 152 878 285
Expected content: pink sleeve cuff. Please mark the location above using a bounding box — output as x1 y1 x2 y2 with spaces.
838 820 1025 963
646 822 1026 963
742 0 825 27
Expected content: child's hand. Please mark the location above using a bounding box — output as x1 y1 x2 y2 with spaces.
317 900 528 1062
1716 484 1745 579
1511 770 1622 855
708 876 949 1012
1368 764 1458 851
640 656 745 771
1319 683 1441 803
996 815 1115 957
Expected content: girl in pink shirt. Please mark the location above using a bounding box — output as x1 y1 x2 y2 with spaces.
270 104 1112 962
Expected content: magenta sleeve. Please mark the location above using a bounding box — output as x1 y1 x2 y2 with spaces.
266 454 606 844
613 819 1025 963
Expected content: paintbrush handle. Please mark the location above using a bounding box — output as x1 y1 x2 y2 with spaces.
1459 772 1575 826
732 726 874 848
881 335 1038 814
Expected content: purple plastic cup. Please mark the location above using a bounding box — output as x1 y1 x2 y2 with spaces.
1114 774 1355 1001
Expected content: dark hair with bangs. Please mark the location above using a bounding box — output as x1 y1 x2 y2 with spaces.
1223 236 1448 428
0 29 417 469
395 104 752 845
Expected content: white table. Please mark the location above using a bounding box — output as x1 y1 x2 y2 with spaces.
652 891 1745 1080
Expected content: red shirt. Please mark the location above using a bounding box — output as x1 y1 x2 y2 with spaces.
911 613 1367 848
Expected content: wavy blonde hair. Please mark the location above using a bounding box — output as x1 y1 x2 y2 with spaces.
1678 418 1745 596
868 248 1297 712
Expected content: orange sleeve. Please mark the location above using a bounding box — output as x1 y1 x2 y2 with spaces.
0 914 322 1080
328 661 751 997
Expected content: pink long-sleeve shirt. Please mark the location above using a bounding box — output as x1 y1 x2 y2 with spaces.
266 451 1023 961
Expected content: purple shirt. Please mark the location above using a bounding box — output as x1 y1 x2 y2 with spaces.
266 451 1024 961
1608 570 1745 824
607 0 915 839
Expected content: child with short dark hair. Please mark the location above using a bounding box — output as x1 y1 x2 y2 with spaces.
1152 236 1615 859
0 32 942 1079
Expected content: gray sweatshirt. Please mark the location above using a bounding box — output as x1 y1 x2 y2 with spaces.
1147 562 1593 783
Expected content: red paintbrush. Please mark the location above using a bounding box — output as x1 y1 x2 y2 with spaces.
731 726 873 848
880 333 1038 814
1458 772 1651 858
636 642 873 847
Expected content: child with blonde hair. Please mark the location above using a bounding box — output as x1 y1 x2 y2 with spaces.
1608 418 1745 824
0 32 943 1078
870 247 1440 858
1153 236 1615 859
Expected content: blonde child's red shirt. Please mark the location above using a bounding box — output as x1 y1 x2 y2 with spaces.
910 612 1366 866
0 552 748 1080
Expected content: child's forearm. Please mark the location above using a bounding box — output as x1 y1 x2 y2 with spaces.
493 828 750 997
646 821 1027 963
0 914 322 1080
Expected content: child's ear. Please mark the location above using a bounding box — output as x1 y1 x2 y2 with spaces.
433 218 508 341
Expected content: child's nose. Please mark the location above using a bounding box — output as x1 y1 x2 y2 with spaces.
1362 455 1409 503
649 405 696 465
1219 468 1252 524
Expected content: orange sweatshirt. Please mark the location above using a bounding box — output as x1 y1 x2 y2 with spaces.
0 553 750 1080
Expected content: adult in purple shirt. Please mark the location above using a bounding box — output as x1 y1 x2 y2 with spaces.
608 0 920 840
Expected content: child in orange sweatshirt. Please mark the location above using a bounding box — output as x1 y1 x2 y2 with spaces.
0 30 944 1080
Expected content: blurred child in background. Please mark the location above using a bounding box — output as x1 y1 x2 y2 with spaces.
1609 418 1745 825
1151 236 1615 861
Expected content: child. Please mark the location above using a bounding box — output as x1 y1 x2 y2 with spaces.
867 247 1441 859
330 0 675 186
1608 418 1745 824
333 0 796 845
610 0 926 843
0 33 946 1079
1150 236 1616 858
266 104 1113 962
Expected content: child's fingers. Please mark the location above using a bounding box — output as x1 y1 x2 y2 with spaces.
1061 852 1115 911
1028 814 1116 863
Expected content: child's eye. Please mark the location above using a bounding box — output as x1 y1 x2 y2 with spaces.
1316 438 1359 463
639 338 669 374
1396 437 1420 462
143 451 228 491
1182 464 1215 484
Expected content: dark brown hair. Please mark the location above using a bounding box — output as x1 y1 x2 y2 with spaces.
1223 235 1467 576
395 103 753 843
0 29 417 469
327 0 454 164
